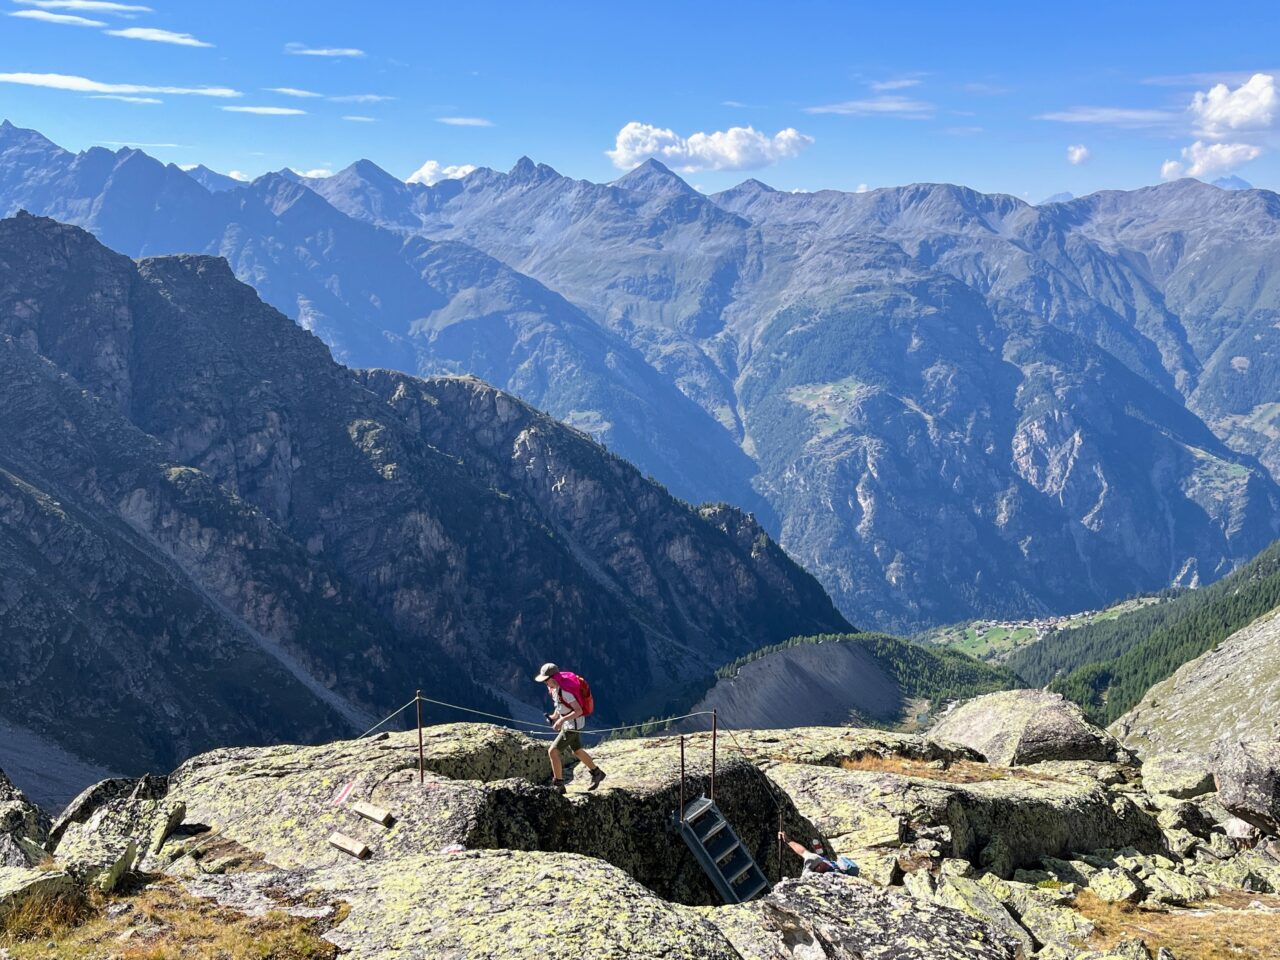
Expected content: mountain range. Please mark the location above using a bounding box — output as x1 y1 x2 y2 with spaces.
0 211 846 804
4 119 1280 631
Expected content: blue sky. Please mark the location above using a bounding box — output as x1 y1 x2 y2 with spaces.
2 0 1279 198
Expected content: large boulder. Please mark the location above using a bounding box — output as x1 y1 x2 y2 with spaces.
713 876 1019 960
764 755 1163 879
932 690 1127 766
1140 751 1215 799
51 776 179 890
0 866 76 922
1211 740 1280 835
0 768 48 867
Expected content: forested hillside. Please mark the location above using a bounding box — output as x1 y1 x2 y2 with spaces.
1006 540 1280 724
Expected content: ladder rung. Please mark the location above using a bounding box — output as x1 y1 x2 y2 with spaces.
683 796 715 822
726 857 755 885
737 875 770 902
712 839 741 864
699 818 729 843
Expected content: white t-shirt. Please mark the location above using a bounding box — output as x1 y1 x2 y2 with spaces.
552 688 585 731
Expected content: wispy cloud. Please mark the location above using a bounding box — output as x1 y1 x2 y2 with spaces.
91 94 161 104
289 167 333 178
804 95 934 119
285 42 364 58
607 121 813 172
329 93 393 103
1067 144 1090 165
869 78 921 92
9 9 105 25
106 26 211 47
437 116 493 126
1035 106 1177 127
13 0 150 12
267 87 322 98
0 71 239 97
342 115 376 122
406 159 478 184
222 105 305 115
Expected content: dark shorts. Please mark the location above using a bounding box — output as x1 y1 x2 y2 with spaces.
552 726 583 753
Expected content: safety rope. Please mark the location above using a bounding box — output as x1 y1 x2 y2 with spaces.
356 696 422 739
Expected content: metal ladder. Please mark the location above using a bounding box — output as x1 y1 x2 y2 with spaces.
675 794 771 904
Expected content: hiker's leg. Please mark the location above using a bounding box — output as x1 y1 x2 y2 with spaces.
548 742 563 780
572 747 597 770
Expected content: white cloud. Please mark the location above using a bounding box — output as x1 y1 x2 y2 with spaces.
14 0 150 11
406 159 478 185
106 26 211 47
607 121 813 172
267 87 322 98
855 183 869 193
0 71 239 97
869 78 921 91
436 116 493 127
226 169 250 181
804 95 934 119
289 167 333 178
91 94 160 103
342 115 376 122
1161 140 1262 179
1190 73 1276 138
285 42 364 57
9 9 105 25
1067 144 1090 165
1036 106 1176 126
329 93 393 103
222 105 306 115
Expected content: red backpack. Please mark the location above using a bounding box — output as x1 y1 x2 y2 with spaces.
554 671 595 717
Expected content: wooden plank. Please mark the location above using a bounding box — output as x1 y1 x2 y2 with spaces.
350 801 394 827
328 832 371 859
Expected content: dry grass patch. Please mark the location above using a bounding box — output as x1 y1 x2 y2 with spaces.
0 877 339 960
1075 889 1280 960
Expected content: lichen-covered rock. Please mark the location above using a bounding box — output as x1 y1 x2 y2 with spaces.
719 727 984 768
1141 867 1208 906
1211 740 1280 835
48 776 164 848
713 875 1020 960
933 875 1033 959
316 850 743 960
932 691 1128 766
164 727 821 905
766 755 1161 879
1088 867 1144 902
0 866 76 921
0 768 48 867
1141 752 1214 799
975 874 1094 951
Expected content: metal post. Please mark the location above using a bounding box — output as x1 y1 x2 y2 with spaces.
710 710 717 804
415 689 424 784
777 811 784 881
679 735 686 823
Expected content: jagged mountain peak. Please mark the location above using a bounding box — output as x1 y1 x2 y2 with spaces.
507 155 561 184
612 157 697 197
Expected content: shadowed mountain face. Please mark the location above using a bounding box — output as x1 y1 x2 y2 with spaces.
4 120 1280 630
0 212 848 790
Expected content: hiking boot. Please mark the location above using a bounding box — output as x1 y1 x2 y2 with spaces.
587 768 606 791
549 778 566 795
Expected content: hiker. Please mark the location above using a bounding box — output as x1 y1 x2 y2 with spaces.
778 831 857 876
535 662 606 794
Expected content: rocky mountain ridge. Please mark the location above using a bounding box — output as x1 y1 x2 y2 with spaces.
4 120 1279 631
0 212 848 805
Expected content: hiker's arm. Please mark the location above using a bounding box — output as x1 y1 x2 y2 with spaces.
778 832 807 859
